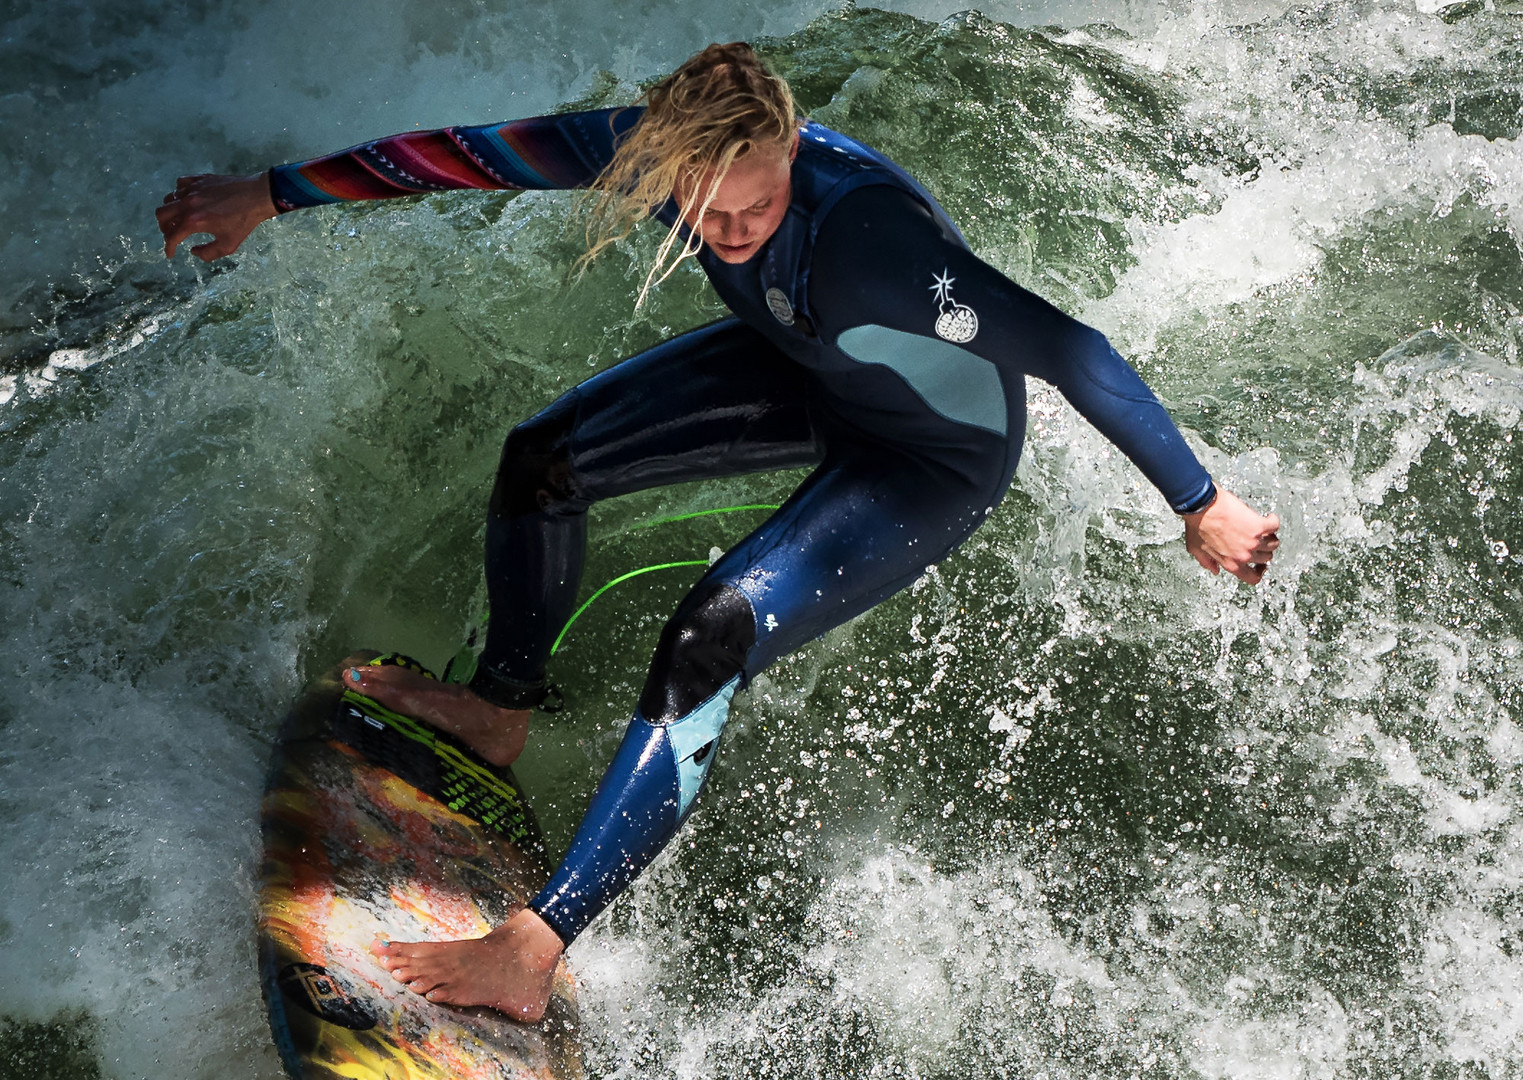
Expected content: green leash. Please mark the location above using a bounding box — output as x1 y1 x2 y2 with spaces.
445 502 782 682
550 502 781 655
549 561 709 656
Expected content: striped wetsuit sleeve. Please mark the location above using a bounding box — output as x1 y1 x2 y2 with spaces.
269 106 643 212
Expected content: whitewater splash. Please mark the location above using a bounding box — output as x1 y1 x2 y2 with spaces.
3 2 1521 1078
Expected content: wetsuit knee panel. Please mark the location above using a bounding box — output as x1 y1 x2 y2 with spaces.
638 584 757 725
488 398 583 519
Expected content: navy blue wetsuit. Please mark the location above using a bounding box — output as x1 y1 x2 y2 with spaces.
273 109 1215 944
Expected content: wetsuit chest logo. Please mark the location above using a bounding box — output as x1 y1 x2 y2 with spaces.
765 287 795 326
930 269 978 343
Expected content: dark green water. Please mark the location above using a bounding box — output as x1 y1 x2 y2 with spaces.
3 3 1522 1078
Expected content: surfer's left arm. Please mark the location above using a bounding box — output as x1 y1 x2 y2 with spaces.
810 185 1281 584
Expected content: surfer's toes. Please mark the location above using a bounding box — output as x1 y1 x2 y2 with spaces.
371 939 419 982
348 666 415 696
369 939 461 1001
370 937 402 964
406 975 443 997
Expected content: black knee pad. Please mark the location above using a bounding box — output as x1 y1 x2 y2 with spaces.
488 398 582 520
638 584 757 725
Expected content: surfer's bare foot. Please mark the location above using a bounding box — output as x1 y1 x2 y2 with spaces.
370 907 565 1022
345 665 530 767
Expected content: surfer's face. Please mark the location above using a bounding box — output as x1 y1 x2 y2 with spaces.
677 133 798 264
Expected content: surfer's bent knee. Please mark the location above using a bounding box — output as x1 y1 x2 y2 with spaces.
638 584 756 726
488 396 582 520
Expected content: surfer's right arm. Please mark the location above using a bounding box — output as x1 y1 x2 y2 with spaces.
157 108 643 261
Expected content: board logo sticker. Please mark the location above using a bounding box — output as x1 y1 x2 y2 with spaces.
276 963 377 1030
930 268 978 343
765 287 795 326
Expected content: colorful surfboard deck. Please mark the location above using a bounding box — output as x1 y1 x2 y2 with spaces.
258 652 581 1080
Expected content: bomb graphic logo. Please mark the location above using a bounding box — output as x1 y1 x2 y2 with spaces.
930 268 978 343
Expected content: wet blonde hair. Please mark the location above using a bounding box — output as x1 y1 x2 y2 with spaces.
578 42 799 307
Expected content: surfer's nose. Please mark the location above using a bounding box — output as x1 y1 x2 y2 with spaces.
711 217 743 245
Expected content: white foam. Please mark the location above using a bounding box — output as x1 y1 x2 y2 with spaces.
0 656 290 1077
1186 983 1350 1080
1416 819 1523 1073
1086 8 1523 355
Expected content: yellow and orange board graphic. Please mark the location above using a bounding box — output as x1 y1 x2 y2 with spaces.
259 656 580 1080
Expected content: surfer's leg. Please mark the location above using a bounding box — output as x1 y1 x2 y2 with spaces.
371 444 1005 1013
349 319 819 762
529 431 1014 944
470 317 820 706
368 435 1013 1015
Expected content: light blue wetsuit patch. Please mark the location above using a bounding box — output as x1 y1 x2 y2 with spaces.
836 324 1007 436
664 676 740 816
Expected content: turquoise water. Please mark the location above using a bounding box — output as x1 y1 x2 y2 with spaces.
3 2 1522 1077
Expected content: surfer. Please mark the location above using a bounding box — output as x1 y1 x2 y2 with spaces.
157 43 1280 1022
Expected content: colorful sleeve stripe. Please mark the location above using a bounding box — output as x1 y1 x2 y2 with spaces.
270 107 644 213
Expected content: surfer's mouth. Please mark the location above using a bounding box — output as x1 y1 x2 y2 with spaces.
708 239 759 261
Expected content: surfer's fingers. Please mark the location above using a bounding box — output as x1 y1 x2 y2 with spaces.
155 203 193 258
1186 542 1220 574
1223 557 1267 585
1249 533 1280 560
189 237 238 261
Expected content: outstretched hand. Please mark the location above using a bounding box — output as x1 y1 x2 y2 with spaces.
1183 488 1281 585
156 171 278 261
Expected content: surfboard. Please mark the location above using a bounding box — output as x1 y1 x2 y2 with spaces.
258 651 581 1080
